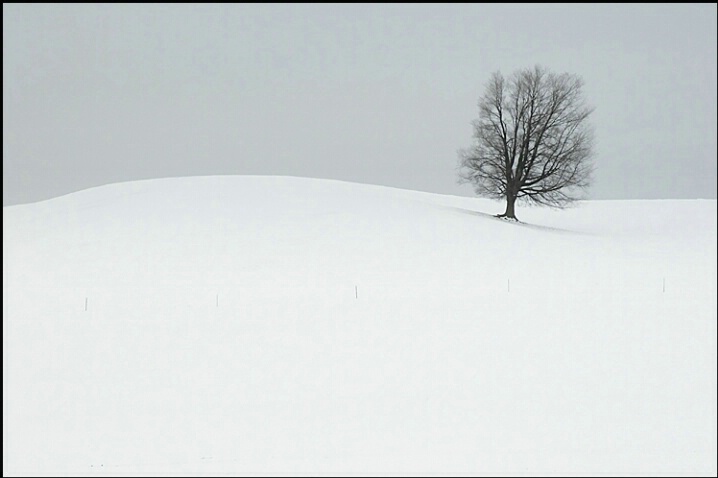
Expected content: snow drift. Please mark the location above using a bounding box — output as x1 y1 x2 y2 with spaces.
3 176 716 476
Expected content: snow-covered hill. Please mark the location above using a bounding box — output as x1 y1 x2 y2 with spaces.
3 176 716 476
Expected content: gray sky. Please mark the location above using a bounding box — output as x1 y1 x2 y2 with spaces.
3 3 717 206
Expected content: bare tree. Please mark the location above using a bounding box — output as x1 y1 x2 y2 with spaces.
458 65 595 221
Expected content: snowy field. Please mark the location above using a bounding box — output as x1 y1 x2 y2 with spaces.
3 176 716 476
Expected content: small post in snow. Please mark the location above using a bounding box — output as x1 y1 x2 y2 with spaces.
85 297 88 312
216 293 219 307
508 279 510 293
662 278 665 293
355 285 358 299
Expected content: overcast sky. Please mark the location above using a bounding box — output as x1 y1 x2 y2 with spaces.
3 3 717 206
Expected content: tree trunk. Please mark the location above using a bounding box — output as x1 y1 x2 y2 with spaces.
498 193 518 220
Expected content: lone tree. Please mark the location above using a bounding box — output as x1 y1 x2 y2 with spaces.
458 65 594 221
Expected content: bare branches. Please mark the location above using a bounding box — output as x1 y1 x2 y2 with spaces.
458 65 595 216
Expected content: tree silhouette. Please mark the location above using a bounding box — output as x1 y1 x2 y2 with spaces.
459 65 595 221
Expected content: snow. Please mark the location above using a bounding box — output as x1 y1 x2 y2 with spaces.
3 175 717 476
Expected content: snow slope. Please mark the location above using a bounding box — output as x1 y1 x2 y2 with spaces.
3 176 717 476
